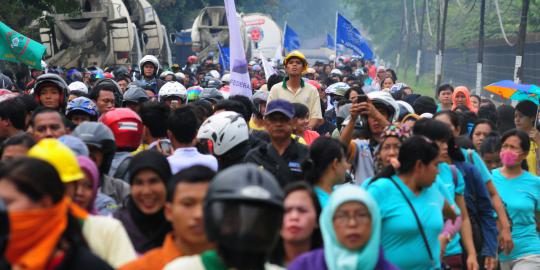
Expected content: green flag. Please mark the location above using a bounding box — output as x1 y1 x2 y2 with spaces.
0 22 46 70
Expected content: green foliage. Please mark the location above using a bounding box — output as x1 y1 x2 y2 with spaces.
0 0 79 33
342 0 539 61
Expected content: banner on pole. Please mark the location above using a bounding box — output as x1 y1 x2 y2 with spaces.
217 42 230 71
335 13 373 60
224 0 252 97
0 22 45 70
259 51 276 81
283 24 300 53
326 33 335 49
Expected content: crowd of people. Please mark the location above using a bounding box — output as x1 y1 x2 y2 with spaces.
0 49 538 270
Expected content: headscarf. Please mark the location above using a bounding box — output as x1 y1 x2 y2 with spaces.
374 124 411 172
451 86 476 113
77 156 100 214
127 150 172 252
320 185 381 270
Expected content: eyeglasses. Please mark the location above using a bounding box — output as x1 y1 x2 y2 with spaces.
333 211 370 226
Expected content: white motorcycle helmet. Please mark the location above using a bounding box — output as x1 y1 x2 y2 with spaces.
197 111 249 156
139 55 160 76
160 70 174 79
158 81 187 101
367 91 400 122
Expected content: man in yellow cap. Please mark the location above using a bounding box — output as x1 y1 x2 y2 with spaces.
267 50 323 130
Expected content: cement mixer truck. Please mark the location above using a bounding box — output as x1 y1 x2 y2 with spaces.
36 0 172 67
189 7 282 63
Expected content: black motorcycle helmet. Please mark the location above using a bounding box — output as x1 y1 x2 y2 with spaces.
71 122 117 177
204 164 284 269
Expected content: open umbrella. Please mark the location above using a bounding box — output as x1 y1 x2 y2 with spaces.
484 80 540 127
484 80 540 104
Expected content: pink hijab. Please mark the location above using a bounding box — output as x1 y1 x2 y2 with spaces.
76 156 100 214
452 86 477 113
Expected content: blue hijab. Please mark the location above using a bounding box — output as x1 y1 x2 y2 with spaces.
320 184 381 270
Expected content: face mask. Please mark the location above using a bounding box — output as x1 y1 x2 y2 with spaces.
499 150 519 167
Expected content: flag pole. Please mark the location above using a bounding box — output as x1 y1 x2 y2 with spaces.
334 11 339 66
282 21 288 55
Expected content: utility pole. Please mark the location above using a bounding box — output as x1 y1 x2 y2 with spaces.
435 0 441 87
476 0 486 95
436 0 449 88
403 0 412 80
514 0 530 83
415 0 427 84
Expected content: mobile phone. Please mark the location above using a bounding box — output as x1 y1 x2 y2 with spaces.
159 140 172 153
356 94 367 103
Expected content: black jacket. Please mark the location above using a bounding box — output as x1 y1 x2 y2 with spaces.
244 139 308 187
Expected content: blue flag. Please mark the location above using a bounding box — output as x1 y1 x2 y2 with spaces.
217 42 230 71
283 24 300 53
327 33 335 49
335 13 373 60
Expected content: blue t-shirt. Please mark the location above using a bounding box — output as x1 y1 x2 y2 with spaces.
461 148 492 184
437 163 465 256
492 169 540 261
366 175 445 270
314 186 330 209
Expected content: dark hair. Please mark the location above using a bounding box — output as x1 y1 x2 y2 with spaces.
302 137 347 185
166 165 215 202
293 103 309 118
30 106 63 127
386 68 397 82
269 181 322 265
214 100 247 119
470 94 480 102
478 104 498 124
17 95 39 114
167 106 199 144
0 157 65 203
0 97 26 130
344 86 364 100
267 74 284 90
0 133 35 158
434 110 461 131
379 77 395 89
229 95 255 123
480 134 502 155
437 84 454 96
192 100 214 118
501 129 530 153
496 105 516 134
139 101 170 138
372 136 439 182
470 119 496 139
413 118 465 161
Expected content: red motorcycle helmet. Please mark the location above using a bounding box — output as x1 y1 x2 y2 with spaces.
99 108 143 150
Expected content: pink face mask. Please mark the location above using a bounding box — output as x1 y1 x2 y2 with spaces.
499 150 519 167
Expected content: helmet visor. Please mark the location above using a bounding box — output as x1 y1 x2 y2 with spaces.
206 201 283 252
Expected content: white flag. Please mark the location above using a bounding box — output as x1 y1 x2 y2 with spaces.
224 0 252 97
260 51 276 81
273 44 283 63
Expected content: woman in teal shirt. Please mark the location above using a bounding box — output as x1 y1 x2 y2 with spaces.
492 129 540 270
366 136 445 270
302 137 349 208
